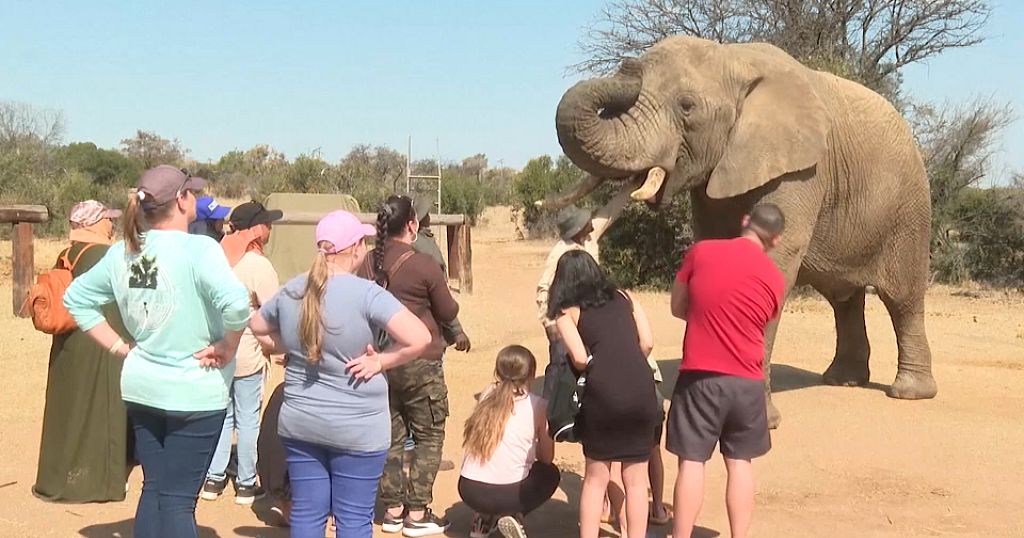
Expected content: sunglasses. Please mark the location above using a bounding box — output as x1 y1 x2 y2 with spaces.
176 168 193 199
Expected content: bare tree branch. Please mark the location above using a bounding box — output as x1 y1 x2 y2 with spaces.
573 0 991 98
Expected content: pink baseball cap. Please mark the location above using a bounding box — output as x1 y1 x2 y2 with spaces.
69 200 123 228
315 210 376 253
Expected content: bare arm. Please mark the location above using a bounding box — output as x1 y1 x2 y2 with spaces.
670 281 690 321
535 402 555 464
626 291 654 356
555 307 589 372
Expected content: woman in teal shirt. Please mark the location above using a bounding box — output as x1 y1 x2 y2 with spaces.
65 165 251 538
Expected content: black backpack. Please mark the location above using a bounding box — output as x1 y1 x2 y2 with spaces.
543 350 587 443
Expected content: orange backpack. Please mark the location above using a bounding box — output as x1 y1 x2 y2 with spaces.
22 244 96 335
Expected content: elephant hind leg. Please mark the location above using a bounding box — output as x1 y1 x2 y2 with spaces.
821 286 872 387
876 290 937 399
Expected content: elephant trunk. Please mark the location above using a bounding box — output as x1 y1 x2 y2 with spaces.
555 62 662 178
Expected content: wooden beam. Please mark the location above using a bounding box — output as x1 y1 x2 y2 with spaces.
0 205 49 224
276 211 465 226
12 223 34 317
458 224 473 294
447 225 460 280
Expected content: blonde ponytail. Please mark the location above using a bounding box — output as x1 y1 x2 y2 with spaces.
123 192 144 254
299 250 330 364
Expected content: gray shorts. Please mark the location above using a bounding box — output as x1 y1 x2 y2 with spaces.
666 371 771 462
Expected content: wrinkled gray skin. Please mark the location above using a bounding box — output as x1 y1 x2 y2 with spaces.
552 36 936 428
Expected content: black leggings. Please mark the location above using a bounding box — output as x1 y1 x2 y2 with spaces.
458 462 560 516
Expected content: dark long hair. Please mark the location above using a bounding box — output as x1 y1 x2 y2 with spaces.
373 195 416 286
546 249 617 320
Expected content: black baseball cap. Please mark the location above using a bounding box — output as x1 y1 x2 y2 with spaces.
229 201 283 230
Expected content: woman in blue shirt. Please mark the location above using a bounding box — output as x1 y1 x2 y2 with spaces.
250 209 430 538
64 165 251 538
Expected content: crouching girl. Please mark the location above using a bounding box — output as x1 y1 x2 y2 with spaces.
459 345 560 538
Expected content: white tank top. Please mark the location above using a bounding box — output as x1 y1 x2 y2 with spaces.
460 392 542 485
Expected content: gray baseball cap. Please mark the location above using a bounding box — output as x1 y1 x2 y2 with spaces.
137 165 208 207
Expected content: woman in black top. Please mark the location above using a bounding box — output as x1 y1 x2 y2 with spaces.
548 249 659 538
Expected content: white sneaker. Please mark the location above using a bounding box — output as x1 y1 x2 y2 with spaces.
496 516 527 538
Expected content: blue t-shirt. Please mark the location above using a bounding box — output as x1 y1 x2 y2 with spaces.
261 272 403 453
64 230 252 412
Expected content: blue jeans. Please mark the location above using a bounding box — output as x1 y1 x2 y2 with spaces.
282 437 387 538
207 370 265 486
127 403 225 538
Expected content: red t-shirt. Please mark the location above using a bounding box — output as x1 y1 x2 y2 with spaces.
676 238 786 380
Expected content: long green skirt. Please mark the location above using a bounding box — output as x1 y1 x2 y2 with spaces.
32 327 131 503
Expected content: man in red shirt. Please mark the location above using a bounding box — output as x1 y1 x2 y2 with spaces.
667 203 786 538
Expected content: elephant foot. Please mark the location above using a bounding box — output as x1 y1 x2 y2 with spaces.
766 397 781 430
822 358 870 387
887 370 938 400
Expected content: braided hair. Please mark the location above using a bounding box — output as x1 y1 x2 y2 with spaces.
373 195 416 286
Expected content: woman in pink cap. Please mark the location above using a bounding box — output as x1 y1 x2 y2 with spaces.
249 209 430 538
33 200 132 504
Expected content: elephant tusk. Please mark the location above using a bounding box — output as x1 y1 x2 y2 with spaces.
630 167 666 201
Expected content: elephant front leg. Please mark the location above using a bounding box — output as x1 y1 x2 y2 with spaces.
879 294 937 399
762 316 784 429
821 287 872 387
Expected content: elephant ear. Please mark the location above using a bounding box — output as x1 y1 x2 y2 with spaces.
707 56 830 199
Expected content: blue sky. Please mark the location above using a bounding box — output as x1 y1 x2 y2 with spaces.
2 1 1021 180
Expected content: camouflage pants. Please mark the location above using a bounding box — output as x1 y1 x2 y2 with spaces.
379 358 448 512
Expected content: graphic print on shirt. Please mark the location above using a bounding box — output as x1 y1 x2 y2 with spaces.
128 255 159 289
122 255 176 334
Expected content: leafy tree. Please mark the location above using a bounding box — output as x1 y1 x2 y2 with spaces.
120 130 188 168
58 142 142 186
511 155 588 237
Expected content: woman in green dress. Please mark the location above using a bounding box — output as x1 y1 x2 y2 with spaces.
32 200 133 503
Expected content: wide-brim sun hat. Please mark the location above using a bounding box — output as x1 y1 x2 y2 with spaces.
69 200 123 228
413 196 434 223
315 210 376 253
556 205 592 241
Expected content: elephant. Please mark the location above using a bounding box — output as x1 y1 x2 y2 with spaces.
541 35 937 428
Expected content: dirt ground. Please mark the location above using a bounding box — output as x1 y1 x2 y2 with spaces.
1 206 1023 537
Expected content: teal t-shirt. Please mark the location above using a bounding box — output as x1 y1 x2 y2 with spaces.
64 230 252 412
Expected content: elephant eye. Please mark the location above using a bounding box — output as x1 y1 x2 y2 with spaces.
679 98 697 114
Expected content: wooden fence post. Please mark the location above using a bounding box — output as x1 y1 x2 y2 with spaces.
1 205 50 317
446 225 460 280
459 224 473 294
12 223 34 316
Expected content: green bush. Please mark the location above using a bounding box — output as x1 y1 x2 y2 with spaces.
598 188 694 290
943 188 1024 287
441 174 485 224
511 155 587 237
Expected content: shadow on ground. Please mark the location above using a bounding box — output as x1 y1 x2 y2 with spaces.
79 519 221 537
654 358 888 395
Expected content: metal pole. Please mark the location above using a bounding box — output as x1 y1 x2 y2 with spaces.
436 137 442 213
406 135 411 194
